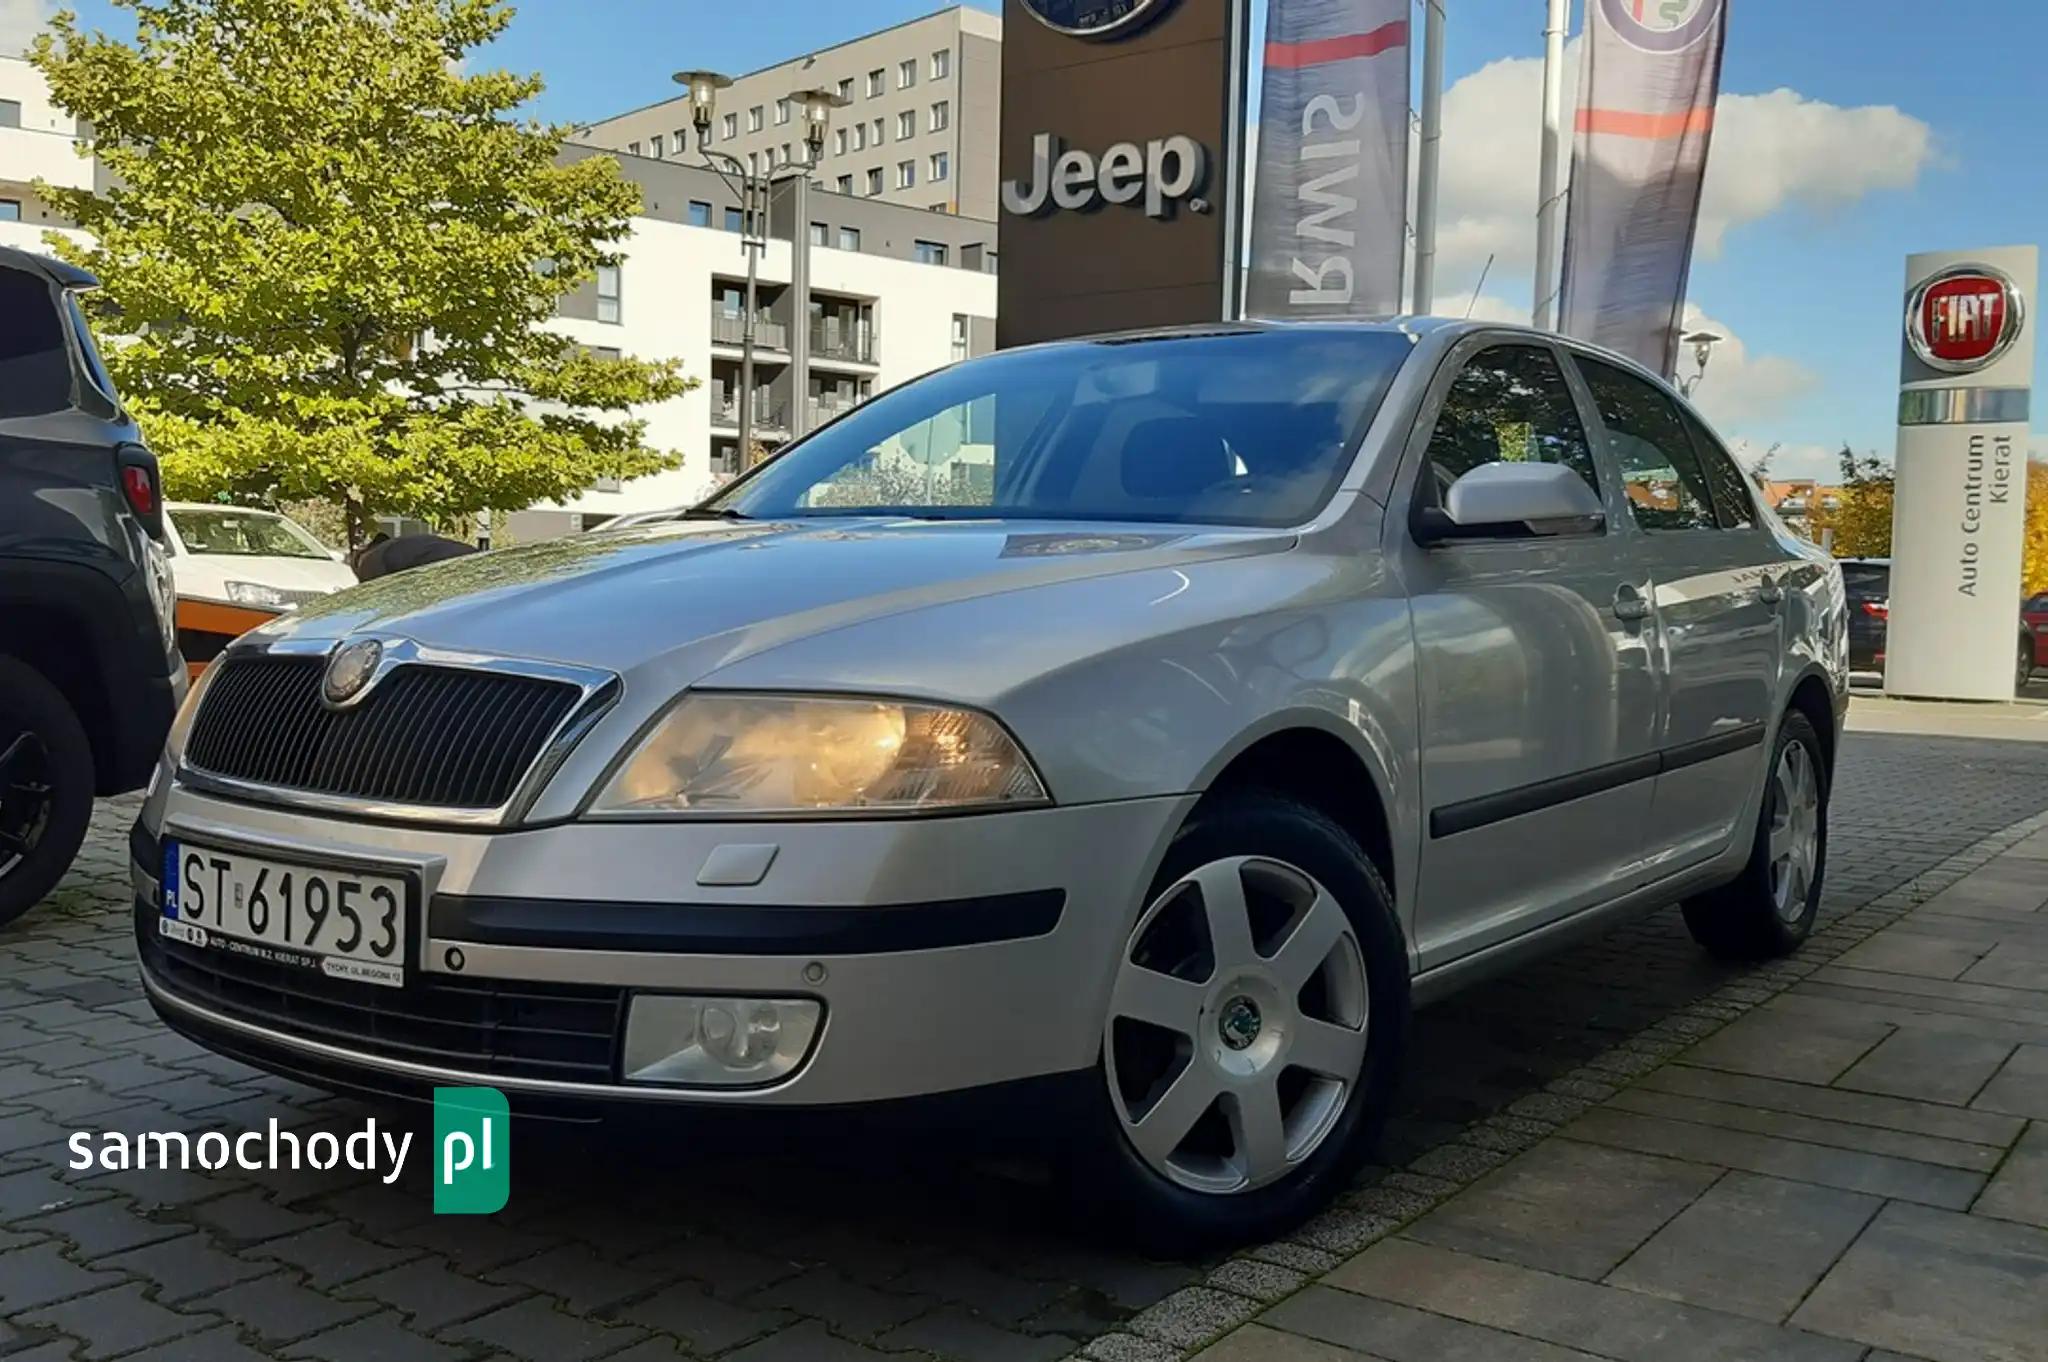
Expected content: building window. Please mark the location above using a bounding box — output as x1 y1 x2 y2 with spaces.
930 152 949 182
837 77 854 101
866 167 884 195
839 226 861 251
898 59 917 89
649 137 663 159
809 222 827 246
897 160 916 189
0 200 20 222
781 142 793 165
774 97 791 125
897 110 916 140
747 105 764 132
673 129 689 154
834 128 847 156
983 250 998 274
931 49 951 80
746 151 759 175
930 101 950 133
0 99 20 129
596 264 621 323
913 240 948 267
836 174 854 194
724 206 745 232
871 118 884 144
626 141 640 155
852 123 867 151
867 68 884 97
687 200 712 227
951 314 969 362
722 112 737 140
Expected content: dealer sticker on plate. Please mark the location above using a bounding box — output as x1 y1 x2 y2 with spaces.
162 840 408 989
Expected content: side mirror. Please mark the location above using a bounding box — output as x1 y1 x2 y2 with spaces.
1418 461 1606 542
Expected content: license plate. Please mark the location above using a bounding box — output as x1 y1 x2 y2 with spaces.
161 840 410 989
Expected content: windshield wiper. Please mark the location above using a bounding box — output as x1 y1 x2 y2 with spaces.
677 506 755 521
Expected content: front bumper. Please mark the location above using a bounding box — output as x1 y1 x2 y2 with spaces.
135 785 1191 1107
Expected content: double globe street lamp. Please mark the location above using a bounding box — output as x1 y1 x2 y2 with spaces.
674 71 849 468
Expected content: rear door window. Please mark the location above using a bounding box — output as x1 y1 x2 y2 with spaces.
1576 356 1719 532
0 266 72 419
1678 407 1755 528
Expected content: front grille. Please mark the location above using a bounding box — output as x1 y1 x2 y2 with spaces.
185 654 584 810
140 914 625 1084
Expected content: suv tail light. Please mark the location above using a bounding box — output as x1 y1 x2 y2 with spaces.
1861 600 1889 621
114 443 165 541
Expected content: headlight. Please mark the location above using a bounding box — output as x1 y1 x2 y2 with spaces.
225 580 288 609
164 656 223 767
590 693 1050 816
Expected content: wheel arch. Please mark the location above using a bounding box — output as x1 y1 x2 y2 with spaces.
1189 716 1400 908
1784 667 1838 779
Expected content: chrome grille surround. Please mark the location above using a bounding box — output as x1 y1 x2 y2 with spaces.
177 635 620 828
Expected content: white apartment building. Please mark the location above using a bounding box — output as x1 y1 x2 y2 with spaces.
0 51 1000 540
581 5 1002 221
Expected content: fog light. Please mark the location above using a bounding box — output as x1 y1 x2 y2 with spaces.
622 994 822 1087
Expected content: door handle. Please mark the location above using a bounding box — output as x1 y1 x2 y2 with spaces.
1613 585 1651 622
1758 574 1783 607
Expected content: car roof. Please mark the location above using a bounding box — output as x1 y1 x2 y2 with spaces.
0 244 99 291
999 316 1682 392
166 502 285 517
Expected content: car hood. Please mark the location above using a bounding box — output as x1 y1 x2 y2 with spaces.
255 517 1293 675
177 554 357 600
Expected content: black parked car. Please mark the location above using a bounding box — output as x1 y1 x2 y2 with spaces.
0 246 184 927
1841 557 2036 692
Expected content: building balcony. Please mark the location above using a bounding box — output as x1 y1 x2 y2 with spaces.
807 392 866 426
0 126 95 192
710 311 789 351
810 317 878 365
709 381 787 431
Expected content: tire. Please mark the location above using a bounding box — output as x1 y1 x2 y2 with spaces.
1073 789 1409 1252
1683 711 1828 961
0 657 97 931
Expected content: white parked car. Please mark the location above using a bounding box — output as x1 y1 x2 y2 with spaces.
163 504 356 670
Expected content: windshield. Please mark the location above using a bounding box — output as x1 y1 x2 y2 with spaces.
171 509 330 559
707 329 1415 528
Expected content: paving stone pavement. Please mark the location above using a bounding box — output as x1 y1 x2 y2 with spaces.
4 724 2048 1361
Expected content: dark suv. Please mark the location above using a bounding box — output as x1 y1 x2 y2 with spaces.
1 245 184 927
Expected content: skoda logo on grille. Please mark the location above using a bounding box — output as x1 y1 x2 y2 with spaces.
321 638 384 709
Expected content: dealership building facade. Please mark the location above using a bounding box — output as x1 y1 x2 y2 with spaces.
0 23 1001 535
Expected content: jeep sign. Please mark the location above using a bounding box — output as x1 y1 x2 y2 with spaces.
996 0 1248 348
1001 133 1210 219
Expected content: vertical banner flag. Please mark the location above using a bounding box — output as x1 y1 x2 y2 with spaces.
1559 0 1728 374
1245 0 1409 319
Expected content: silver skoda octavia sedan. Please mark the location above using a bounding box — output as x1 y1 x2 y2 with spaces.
135 320 1847 1244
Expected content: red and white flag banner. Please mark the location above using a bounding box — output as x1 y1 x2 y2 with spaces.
1245 0 1410 319
1559 0 1729 375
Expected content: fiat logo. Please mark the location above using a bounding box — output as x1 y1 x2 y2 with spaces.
1907 264 2027 375
320 638 384 709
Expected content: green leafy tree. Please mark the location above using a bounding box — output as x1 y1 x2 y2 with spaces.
1807 445 1894 559
32 0 690 543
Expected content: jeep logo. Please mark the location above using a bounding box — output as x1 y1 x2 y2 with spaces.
1001 132 1210 220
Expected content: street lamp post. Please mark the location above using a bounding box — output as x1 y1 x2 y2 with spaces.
1679 330 1722 398
785 88 848 438
674 72 846 466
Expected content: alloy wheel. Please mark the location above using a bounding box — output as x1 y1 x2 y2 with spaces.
1104 856 1368 1195
0 729 54 881
1767 741 1820 922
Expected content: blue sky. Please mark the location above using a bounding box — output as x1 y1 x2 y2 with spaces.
35 0 2047 480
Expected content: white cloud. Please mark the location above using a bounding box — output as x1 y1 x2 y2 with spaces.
1677 304 1821 430
1431 40 1936 294
0 0 49 55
